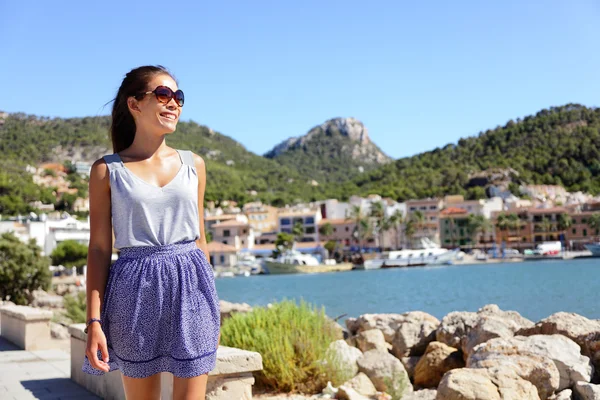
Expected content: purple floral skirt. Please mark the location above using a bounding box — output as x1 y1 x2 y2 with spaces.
82 240 220 378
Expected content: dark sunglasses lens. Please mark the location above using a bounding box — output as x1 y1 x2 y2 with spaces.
174 90 185 106
154 87 173 103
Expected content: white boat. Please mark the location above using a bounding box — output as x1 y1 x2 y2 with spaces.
363 238 458 269
584 242 600 256
263 249 352 274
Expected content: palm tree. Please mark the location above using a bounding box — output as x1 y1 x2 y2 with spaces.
412 210 425 240
319 222 334 238
346 205 368 252
496 213 510 245
292 221 304 243
538 217 553 242
588 213 600 237
369 201 387 250
404 219 416 249
558 213 572 248
467 214 491 250
507 213 522 248
388 209 404 249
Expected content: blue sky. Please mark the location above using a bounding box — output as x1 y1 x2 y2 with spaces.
1 1 599 159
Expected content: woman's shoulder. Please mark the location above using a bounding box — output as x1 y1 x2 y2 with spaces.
178 149 205 169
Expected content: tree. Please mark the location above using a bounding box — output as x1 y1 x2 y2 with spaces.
388 209 404 249
496 214 510 244
324 240 337 259
369 201 387 249
404 219 416 249
588 213 600 236
539 217 553 242
292 221 304 243
273 232 294 257
319 223 334 238
558 213 572 235
0 232 51 305
51 240 88 269
346 205 368 252
467 214 492 249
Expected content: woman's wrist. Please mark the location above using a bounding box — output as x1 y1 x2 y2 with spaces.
84 318 102 334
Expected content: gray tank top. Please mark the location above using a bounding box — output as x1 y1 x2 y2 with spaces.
102 149 200 249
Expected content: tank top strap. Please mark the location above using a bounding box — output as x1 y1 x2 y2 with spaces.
102 153 124 172
177 150 195 167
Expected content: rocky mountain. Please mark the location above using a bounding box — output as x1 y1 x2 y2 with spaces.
264 117 392 184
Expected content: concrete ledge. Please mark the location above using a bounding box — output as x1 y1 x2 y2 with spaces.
0 305 53 350
69 324 263 400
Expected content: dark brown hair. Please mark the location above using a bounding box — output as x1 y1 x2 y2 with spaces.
110 65 177 153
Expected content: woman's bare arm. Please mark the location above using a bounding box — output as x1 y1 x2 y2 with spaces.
193 154 210 261
86 159 113 324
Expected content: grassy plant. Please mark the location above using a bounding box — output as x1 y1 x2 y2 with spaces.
220 299 345 393
63 291 86 323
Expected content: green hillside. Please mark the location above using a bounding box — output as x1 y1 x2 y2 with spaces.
352 104 600 200
1 104 600 217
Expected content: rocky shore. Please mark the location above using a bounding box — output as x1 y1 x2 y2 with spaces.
314 304 599 400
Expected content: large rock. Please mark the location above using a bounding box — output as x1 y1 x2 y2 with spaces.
346 317 361 336
402 356 421 381
341 372 377 397
436 305 533 357
549 389 572 400
414 342 465 389
31 289 64 308
518 312 600 379
356 329 389 353
470 335 593 391
403 389 437 400
437 367 540 400
468 351 559 399
357 349 413 397
462 305 535 356
354 313 411 342
50 322 70 339
574 382 600 399
326 340 363 379
390 312 440 357
436 311 479 349
336 386 371 400
219 300 252 321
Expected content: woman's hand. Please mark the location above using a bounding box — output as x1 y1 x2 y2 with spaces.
85 324 110 372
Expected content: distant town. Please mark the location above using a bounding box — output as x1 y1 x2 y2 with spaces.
2 160 600 270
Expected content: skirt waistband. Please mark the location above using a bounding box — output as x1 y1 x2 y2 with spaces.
118 240 198 259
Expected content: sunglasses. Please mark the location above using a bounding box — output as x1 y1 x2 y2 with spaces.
138 86 185 107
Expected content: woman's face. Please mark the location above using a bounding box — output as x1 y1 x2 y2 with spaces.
130 74 182 134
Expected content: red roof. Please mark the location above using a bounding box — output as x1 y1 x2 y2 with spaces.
440 207 468 216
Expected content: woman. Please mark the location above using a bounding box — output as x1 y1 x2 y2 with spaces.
82 65 220 399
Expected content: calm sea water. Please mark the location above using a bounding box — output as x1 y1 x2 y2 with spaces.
215 258 600 323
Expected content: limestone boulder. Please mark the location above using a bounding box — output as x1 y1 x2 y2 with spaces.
403 389 437 400
470 335 593 391
341 372 377 397
337 385 371 400
518 312 600 380
390 311 440 357
402 356 421 381
356 329 389 353
436 311 479 349
548 389 572 400
437 367 540 400
326 340 363 378
357 349 413 397
468 351 559 399
219 300 252 321
354 313 412 343
462 305 534 357
574 382 600 399
414 341 465 389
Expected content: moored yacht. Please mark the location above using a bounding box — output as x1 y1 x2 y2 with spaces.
362 238 458 269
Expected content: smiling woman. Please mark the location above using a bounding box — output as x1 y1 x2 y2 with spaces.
82 66 219 400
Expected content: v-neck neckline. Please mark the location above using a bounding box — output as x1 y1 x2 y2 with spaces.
116 150 185 190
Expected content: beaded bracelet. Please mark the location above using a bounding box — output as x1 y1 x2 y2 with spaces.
84 318 102 334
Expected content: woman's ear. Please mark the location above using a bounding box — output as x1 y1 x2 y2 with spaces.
127 96 141 115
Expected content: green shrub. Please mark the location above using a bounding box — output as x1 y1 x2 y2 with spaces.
63 291 86 323
220 299 345 393
0 232 51 304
